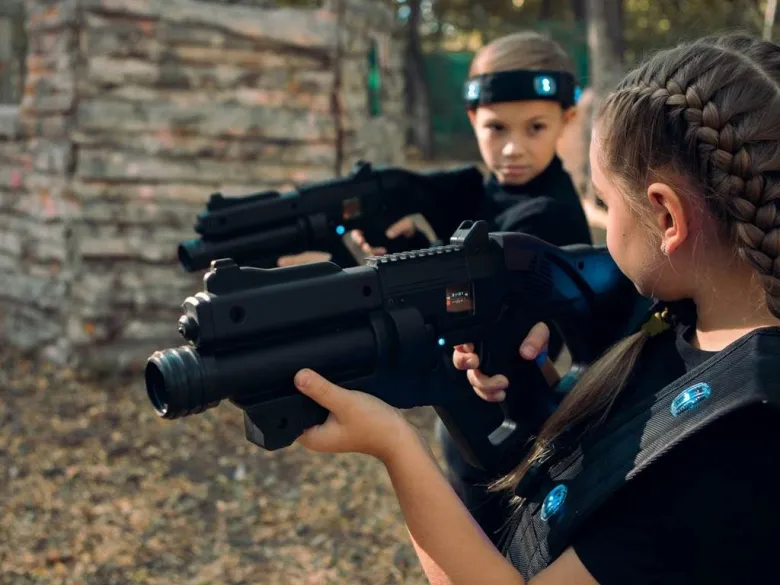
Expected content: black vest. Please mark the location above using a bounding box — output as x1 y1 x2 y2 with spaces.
503 324 780 579
480 157 592 248
422 157 591 251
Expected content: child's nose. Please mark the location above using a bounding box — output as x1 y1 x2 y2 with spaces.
502 140 525 157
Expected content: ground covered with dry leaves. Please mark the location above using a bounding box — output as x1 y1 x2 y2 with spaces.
0 350 444 585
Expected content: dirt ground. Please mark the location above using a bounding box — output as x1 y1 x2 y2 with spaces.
0 350 444 585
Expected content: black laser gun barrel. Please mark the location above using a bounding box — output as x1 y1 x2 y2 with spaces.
147 220 650 474
177 160 485 271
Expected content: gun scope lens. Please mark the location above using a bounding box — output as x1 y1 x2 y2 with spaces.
144 347 220 419
145 364 170 415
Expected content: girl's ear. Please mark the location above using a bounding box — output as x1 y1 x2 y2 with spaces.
647 182 689 255
467 109 476 128
562 105 577 126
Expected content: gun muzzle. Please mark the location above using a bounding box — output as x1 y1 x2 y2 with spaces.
146 327 381 419
145 346 219 418
178 222 310 272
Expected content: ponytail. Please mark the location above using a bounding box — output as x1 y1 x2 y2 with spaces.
492 309 672 497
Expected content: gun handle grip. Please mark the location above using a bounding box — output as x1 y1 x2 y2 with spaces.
475 320 557 458
242 393 329 451
434 369 545 475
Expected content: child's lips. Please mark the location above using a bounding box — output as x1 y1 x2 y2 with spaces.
501 165 532 175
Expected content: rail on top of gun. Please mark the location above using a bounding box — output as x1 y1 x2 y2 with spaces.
364 243 464 266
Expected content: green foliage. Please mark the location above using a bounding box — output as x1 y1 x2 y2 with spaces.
622 0 764 65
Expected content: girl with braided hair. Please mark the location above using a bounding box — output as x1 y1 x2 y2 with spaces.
289 33 780 584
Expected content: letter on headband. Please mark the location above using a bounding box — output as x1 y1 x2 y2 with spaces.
464 69 579 110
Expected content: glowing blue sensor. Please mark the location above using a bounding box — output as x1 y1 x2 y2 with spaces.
437 337 446 347
534 75 556 97
574 86 583 103
466 80 480 101
541 484 567 521
335 225 346 236
671 382 712 417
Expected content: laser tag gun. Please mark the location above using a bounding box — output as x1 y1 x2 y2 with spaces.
177 161 486 272
147 220 652 474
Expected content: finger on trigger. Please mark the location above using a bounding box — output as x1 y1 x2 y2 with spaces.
477 389 506 402
467 369 508 393
385 223 401 239
527 322 550 348
519 323 550 359
452 350 477 370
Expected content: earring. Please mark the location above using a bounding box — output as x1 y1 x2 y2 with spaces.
660 241 668 256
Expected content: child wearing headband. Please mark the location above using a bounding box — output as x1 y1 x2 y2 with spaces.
353 30 592 255
420 31 593 547
283 32 591 272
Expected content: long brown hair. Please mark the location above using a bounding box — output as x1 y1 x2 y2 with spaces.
495 33 780 496
469 31 576 78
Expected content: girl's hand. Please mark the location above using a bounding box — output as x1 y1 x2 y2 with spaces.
293 369 414 464
350 216 418 257
451 322 560 402
277 251 332 267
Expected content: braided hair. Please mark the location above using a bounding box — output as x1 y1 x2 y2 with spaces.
600 33 780 316
494 33 780 499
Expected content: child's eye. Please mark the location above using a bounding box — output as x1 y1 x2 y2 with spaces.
486 122 505 132
530 123 547 134
595 196 608 211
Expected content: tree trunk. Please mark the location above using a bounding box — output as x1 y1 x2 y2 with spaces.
405 0 434 160
586 0 624 98
540 0 554 20
571 0 586 22
0 18 12 104
578 0 624 214
765 0 778 40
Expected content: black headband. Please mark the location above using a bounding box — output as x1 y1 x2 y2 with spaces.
464 69 579 110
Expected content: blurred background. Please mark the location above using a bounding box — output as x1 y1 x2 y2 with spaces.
0 1 777 584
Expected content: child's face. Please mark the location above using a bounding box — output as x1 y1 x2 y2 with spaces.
590 131 678 299
470 100 573 186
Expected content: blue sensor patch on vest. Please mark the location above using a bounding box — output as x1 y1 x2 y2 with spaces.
671 382 712 417
540 484 568 521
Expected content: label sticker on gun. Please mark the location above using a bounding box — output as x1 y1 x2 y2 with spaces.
342 197 362 220
446 283 474 314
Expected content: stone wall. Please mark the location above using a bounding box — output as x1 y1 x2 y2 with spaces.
0 1 77 365
335 0 406 168
0 0 407 371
